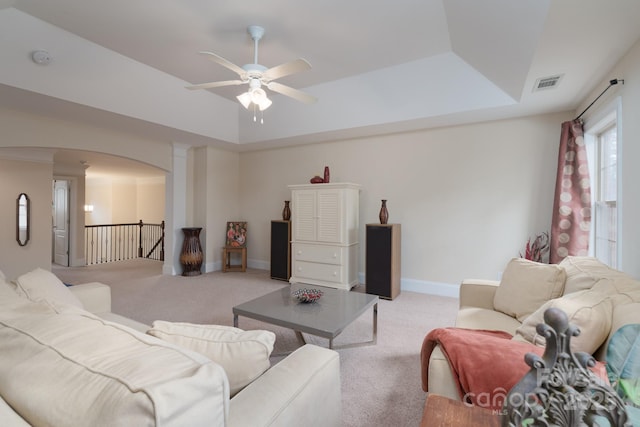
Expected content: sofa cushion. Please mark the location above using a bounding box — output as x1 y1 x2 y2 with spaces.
67 282 112 313
13 267 83 308
0 279 19 300
515 282 613 355
147 321 275 396
0 268 20 300
493 258 566 322
560 256 629 294
456 307 522 336
228 344 342 427
604 302 640 361
0 395 30 427
0 298 229 427
596 275 640 305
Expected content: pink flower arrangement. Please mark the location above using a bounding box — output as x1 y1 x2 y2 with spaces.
521 232 550 263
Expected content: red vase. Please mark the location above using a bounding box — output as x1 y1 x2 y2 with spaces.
323 166 330 183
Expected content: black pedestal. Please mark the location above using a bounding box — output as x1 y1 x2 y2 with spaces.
366 224 401 299
271 220 291 281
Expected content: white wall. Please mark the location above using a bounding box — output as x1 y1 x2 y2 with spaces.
0 107 172 172
85 177 114 225
111 181 137 224
191 146 241 272
0 157 53 280
86 176 165 226
137 177 166 224
239 112 571 292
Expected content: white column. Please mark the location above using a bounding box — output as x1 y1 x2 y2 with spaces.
163 143 190 275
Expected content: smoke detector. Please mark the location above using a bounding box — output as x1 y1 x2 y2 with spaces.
31 50 52 65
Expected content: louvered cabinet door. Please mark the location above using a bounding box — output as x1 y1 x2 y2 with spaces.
316 189 342 243
292 190 317 241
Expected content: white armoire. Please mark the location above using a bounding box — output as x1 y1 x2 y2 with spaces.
288 182 361 290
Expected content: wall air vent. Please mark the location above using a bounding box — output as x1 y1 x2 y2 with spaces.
533 74 563 92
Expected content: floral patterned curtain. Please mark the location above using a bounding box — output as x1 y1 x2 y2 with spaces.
549 119 591 264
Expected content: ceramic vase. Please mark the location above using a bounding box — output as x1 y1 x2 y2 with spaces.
282 200 291 221
379 200 389 224
179 227 203 276
323 166 330 183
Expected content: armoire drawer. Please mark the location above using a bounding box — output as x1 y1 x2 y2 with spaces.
292 243 345 265
293 261 345 284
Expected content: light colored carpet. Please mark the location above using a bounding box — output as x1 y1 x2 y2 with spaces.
53 259 458 426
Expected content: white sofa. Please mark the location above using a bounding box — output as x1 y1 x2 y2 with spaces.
0 268 342 427
423 256 640 401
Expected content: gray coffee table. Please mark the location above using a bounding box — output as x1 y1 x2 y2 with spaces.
233 283 378 350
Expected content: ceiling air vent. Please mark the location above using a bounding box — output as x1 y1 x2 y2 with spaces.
533 74 563 92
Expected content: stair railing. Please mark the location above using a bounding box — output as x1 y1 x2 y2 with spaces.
85 220 164 265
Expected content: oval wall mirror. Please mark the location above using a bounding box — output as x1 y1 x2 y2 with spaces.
17 193 30 246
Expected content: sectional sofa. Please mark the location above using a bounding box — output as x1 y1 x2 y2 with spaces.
0 267 342 426
422 256 640 408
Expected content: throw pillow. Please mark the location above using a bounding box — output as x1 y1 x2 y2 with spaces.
515 281 613 355
560 256 627 294
493 258 566 322
13 268 83 308
147 321 275 396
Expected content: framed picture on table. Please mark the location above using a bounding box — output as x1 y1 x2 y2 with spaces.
225 221 247 247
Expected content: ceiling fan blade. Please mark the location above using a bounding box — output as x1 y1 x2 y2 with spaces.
267 82 317 104
199 51 247 77
185 80 245 90
262 58 312 82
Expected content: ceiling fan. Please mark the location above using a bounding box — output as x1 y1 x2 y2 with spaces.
186 25 317 113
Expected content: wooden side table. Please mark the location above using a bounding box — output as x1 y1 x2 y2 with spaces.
222 246 247 272
420 394 501 427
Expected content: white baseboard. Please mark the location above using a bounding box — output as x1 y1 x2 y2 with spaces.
162 262 177 275
69 257 86 268
249 259 269 271
401 278 459 298
357 272 459 298
184 262 459 298
203 261 217 273
201 259 268 273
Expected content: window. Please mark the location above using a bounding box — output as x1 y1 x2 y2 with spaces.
584 100 620 268
593 124 617 266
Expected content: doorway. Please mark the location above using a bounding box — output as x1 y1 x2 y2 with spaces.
52 179 70 266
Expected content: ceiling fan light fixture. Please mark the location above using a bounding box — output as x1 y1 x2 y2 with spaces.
237 87 272 111
237 92 252 109
257 96 272 111
250 87 267 104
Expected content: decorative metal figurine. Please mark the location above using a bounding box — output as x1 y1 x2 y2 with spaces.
502 307 630 426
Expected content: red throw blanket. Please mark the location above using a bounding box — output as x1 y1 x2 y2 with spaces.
420 328 608 411
421 328 545 410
